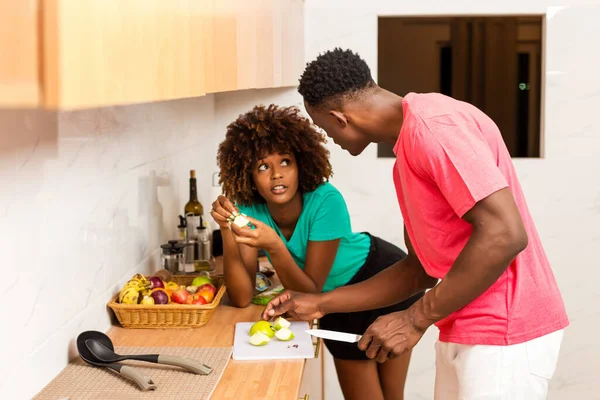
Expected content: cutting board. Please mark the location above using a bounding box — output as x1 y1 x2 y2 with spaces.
232 321 314 360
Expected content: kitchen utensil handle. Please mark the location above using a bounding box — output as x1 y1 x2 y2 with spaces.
129 354 159 363
119 366 157 391
157 354 213 375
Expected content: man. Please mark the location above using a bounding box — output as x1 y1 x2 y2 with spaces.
263 48 569 399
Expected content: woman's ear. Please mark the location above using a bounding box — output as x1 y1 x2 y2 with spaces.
330 110 348 128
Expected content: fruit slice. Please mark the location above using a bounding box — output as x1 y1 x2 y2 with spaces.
249 320 275 338
249 332 270 346
273 317 291 330
232 214 250 228
274 327 295 341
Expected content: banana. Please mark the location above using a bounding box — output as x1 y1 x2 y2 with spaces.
131 274 149 286
120 287 140 305
122 281 143 291
118 274 152 303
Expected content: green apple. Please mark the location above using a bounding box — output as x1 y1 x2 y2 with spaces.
249 320 275 338
274 327 295 341
249 332 271 346
191 276 212 287
273 316 291 330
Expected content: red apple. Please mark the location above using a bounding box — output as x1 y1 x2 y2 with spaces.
171 287 190 304
197 289 214 303
186 294 207 305
198 283 217 296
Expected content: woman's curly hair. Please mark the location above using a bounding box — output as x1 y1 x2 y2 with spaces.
217 104 333 206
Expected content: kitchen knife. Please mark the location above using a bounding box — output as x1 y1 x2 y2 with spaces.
305 329 362 343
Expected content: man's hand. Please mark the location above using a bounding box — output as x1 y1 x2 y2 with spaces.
261 290 325 321
358 305 430 363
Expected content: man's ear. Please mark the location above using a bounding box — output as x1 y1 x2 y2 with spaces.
330 110 348 128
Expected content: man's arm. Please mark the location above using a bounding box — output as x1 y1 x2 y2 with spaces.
318 225 438 315
410 187 528 330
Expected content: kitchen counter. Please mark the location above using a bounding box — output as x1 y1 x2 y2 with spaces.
108 258 320 400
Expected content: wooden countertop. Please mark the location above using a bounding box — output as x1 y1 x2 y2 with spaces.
107 258 308 400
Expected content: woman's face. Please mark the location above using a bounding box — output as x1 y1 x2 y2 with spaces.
252 152 299 206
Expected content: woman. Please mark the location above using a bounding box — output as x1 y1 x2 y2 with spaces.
210 104 424 400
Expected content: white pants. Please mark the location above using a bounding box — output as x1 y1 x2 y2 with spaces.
434 329 564 400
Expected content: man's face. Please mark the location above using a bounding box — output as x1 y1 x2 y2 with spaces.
304 102 370 156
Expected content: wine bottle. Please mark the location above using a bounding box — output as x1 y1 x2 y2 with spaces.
184 170 203 239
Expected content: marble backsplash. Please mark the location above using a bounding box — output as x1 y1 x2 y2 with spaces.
0 88 301 399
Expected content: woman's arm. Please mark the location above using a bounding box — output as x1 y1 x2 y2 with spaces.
230 215 341 294
268 239 340 293
221 226 259 307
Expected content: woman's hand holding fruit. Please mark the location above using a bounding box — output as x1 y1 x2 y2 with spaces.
230 215 282 253
210 195 238 230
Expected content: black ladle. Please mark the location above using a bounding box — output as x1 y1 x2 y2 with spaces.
76 331 156 391
84 330 213 375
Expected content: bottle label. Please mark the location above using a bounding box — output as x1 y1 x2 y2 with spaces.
186 214 201 238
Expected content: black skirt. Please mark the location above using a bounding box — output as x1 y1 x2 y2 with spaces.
319 233 425 360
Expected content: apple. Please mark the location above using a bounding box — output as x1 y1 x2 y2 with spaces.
187 294 207 305
197 289 214 303
249 320 275 338
191 276 212 287
171 287 190 304
198 283 217 296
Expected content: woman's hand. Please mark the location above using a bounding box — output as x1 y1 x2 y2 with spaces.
210 195 238 230
230 215 282 253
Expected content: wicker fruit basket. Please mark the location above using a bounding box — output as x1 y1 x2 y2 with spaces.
108 274 226 329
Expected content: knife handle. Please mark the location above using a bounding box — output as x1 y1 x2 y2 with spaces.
310 319 321 358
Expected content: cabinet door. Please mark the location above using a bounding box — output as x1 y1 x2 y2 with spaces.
280 0 304 87
42 0 209 109
0 0 40 107
299 324 323 400
205 0 238 93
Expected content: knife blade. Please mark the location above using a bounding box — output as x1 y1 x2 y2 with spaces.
305 329 362 343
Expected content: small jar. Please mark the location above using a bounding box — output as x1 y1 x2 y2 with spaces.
160 240 185 274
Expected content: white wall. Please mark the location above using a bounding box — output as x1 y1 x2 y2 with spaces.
0 87 303 399
305 1 600 399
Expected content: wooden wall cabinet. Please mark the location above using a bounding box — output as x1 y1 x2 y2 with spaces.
0 0 41 107
0 0 304 110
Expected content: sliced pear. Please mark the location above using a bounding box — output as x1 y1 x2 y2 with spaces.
249 332 271 346
232 214 250 228
273 316 291 331
274 327 295 341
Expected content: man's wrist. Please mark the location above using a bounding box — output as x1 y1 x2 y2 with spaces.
318 291 335 316
410 291 441 331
